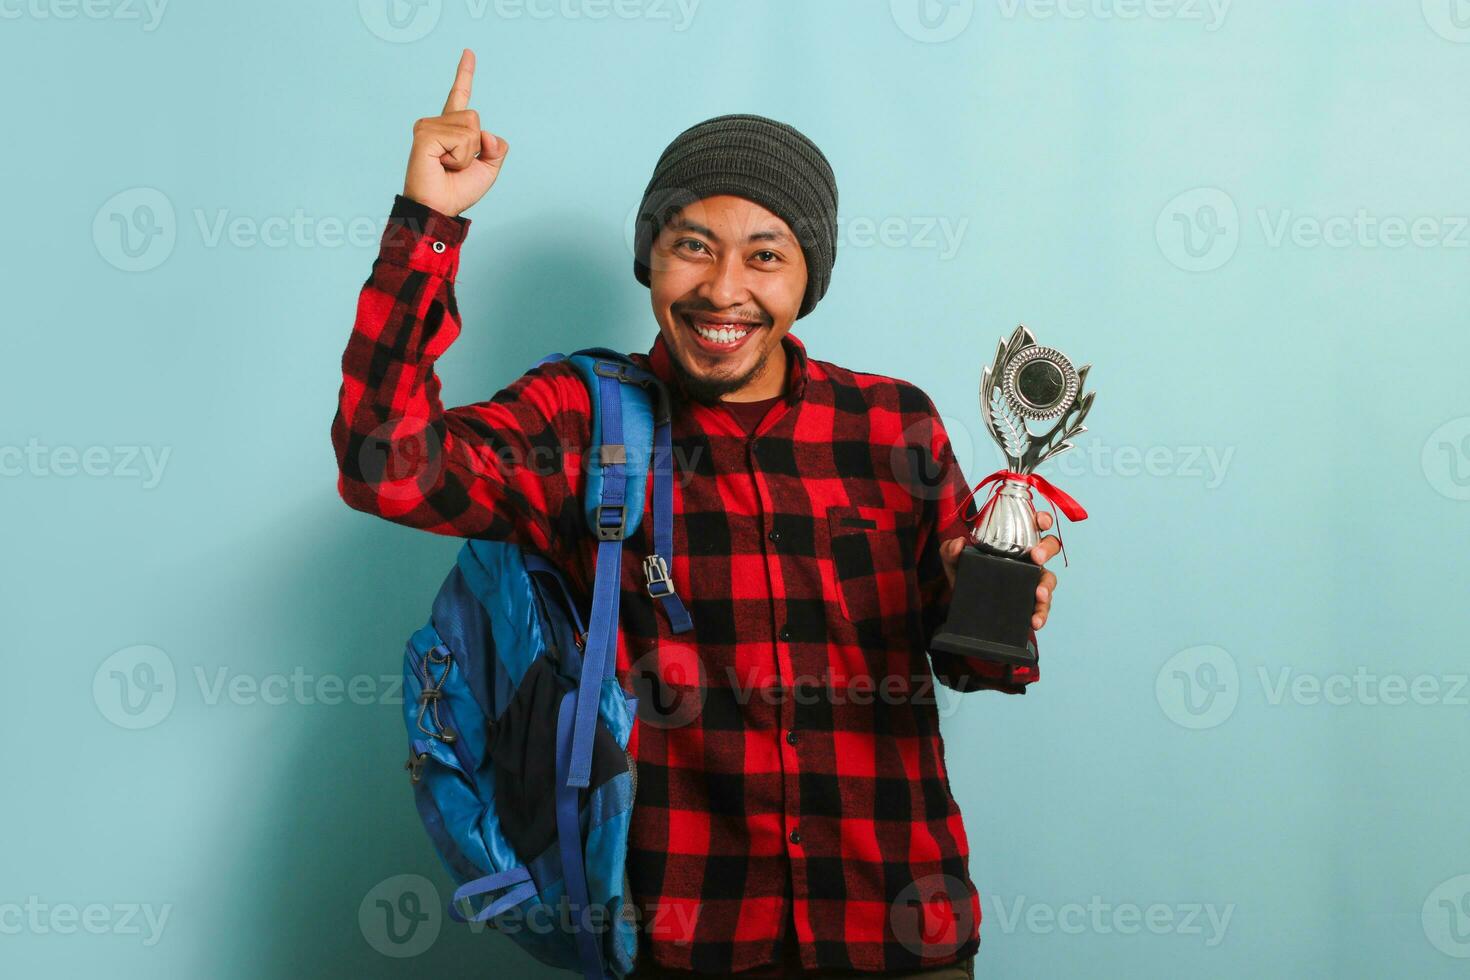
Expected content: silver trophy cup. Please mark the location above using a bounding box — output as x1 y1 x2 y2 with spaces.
930 326 1094 667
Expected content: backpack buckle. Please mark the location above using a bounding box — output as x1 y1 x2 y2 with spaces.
643 554 675 599
591 359 671 422
593 360 646 384
593 504 626 541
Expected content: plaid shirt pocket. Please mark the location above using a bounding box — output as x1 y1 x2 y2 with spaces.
825 505 920 633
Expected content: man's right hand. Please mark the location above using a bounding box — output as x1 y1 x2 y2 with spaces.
402 48 509 217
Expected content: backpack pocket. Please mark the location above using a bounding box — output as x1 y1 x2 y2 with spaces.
405 737 496 886
486 653 631 866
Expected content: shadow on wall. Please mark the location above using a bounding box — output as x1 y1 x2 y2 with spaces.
216 229 644 978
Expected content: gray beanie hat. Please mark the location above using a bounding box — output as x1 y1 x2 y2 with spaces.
632 113 839 319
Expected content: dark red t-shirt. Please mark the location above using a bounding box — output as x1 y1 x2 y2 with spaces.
718 393 783 434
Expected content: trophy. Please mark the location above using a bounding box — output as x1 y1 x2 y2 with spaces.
929 326 1094 667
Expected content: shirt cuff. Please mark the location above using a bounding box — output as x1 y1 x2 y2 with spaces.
929 632 1039 695
377 194 471 280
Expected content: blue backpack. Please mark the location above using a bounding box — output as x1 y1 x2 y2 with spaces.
400 348 693 979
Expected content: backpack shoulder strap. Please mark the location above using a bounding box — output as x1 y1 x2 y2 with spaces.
563 347 659 541
541 348 691 634
541 347 693 980
538 349 692 774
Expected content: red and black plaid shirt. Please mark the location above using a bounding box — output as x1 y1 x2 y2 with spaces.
333 196 1040 975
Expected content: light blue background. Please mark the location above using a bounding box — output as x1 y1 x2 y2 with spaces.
3 1 1469 977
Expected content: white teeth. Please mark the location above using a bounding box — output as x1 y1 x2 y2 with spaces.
691 320 752 344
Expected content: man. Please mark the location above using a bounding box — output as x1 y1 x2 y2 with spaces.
333 49 1062 979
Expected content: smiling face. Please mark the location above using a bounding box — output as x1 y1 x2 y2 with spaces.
647 195 808 403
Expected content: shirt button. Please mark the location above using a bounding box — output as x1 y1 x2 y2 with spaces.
789 829 801 845
431 240 446 253
786 729 799 746
778 625 791 641
768 529 781 544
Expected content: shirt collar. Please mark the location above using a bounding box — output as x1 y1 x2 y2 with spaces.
645 329 810 407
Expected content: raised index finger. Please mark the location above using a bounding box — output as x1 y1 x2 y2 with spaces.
442 48 475 114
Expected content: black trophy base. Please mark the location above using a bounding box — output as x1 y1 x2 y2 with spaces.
930 546 1042 668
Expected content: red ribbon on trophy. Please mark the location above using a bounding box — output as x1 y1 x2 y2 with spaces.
948 470 1089 567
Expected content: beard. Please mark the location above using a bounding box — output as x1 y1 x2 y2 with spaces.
668 336 776 405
